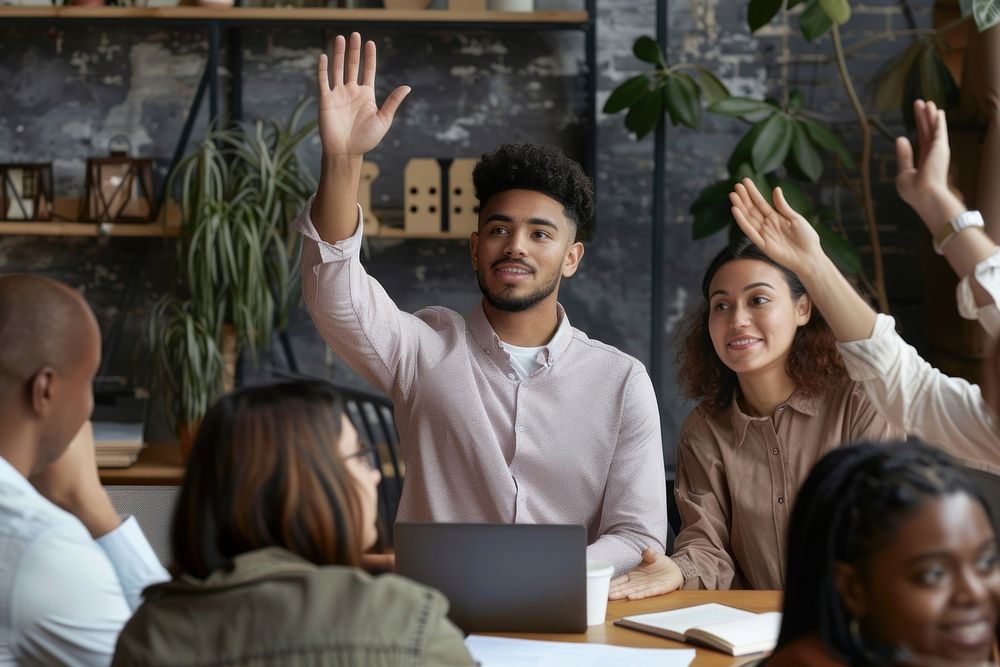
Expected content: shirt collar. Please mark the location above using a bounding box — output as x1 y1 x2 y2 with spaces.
0 454 38 496
467 302 573 367
728 386 819 448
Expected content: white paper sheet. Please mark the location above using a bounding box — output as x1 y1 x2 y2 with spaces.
465 635 696 667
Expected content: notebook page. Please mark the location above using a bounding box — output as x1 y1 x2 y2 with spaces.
619 602 757 636
689 611 782 653
465 635 696 667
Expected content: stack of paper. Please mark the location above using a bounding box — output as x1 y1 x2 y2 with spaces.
465 635 696 667
94 421 145 468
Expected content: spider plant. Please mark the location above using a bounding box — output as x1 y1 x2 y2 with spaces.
149 102 316 431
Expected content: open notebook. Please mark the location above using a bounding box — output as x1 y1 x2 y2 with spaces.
614 602 782 656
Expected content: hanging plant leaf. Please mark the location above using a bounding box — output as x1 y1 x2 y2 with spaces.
800 117 855 170
604 74 651 114
728 123 766 175
633 36 665 67
665 72 702 128
751 114 794 174
691 180 736 240
972 0 1000 31
695 67 730 105
772 177 816 218
818 0 851 24
789 121 824 182
625 88 663 139
749 0 784 32
917 46 961 109
871 42 924 113
709 96 779 118
800 0 834 41
815 222 863 274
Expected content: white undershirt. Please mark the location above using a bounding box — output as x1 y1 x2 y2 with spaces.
499 325 566 380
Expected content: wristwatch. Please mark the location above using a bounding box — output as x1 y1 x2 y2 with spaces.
933 210 984 255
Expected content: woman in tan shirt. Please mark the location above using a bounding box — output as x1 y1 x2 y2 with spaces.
610 239 899 597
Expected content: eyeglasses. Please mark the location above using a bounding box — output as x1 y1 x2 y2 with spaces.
343 446 377 471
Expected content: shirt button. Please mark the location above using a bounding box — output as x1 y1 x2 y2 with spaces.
772 448 779 455
508 373 516 380
518 424 526 433
777 496 785 504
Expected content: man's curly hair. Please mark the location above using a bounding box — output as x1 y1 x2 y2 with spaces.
473 144 595 235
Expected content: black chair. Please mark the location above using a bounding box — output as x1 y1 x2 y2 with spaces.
338 385 404 544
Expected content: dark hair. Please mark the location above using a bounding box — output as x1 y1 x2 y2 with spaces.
777 441 993 665
473 143 595 236
171 380 363 578
676 237 847 410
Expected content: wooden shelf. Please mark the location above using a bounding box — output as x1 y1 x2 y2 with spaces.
0 197 182 237
0 6 589 24
100 443 184 486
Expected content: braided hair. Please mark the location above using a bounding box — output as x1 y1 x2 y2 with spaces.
775 441 991 665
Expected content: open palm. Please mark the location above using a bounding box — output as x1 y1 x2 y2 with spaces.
729 178 822 275
316 33 410 157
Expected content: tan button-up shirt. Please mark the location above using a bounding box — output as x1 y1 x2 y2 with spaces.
671 382 901 590
297 206 668 575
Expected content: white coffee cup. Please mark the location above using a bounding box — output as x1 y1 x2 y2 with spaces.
585 560 614 626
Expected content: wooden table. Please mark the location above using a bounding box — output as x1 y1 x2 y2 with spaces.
484 590 782 666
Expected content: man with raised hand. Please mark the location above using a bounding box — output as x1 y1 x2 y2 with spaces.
296 33 667 575
0 274 168 666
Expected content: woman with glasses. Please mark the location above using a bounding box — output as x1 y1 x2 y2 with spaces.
112 380 474 666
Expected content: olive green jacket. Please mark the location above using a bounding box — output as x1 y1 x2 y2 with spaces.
112 547 475 667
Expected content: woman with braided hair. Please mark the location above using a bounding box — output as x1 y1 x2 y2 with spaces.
768 442 1000 666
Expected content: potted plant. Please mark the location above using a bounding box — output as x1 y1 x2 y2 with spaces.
148 102 316 451
604 0 1000 314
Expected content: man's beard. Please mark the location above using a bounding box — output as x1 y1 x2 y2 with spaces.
476 267 560 313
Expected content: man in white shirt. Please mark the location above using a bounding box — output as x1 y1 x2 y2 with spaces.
0 274 168 666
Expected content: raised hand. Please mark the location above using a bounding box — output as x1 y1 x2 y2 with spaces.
608 549 683 601
316 33 411 158
895 100 952 216
729 178 822 275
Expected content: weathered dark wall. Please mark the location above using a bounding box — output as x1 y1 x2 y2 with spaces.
0 0 933 464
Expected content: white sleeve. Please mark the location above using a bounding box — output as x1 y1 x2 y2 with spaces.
95 516 169 610
838 314 999 465
12 526 132 667
957 250 1000 337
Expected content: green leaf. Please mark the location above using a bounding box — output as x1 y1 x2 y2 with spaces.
728 124 765 175
871 42 924 113
788 89 804 111
624 88 663 139
665 73 701 128
815 223 863 274
751 114 794 174
800 0 833 41
709 96 779 118
973 0 1000 31
917 46 960 110
633 36 664 66
772 177 816 218
800 117 855 170
690 179 736 240
818 0 851 24
695 67 730 105
748 0 784 32
604 74 651 114
789 121 824 182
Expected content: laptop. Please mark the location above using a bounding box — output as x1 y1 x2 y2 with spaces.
394 523 588 633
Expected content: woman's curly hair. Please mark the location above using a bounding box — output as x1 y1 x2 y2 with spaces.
473 144 595 237
677 238 848 411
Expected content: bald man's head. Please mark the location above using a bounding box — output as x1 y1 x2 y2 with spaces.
0 275 101 472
